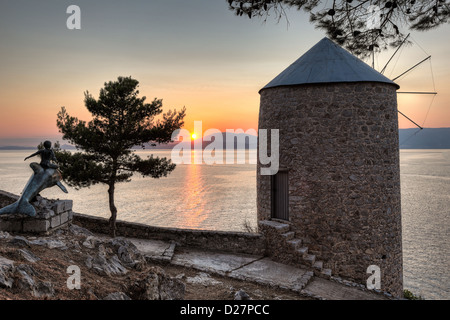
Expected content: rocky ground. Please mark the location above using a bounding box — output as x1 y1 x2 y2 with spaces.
0 224 309 300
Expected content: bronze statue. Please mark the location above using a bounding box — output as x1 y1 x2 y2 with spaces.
0 141 68 217
24 140 59 170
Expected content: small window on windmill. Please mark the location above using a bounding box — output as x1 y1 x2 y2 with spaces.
271 169 289 221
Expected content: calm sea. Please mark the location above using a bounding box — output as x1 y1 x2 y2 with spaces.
0 149 448 300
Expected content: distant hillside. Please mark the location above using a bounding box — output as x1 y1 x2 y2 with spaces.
0 146 34 150
59 144 76 150
1 129 449 150
399 128 450 149
0 144 76 151
151 129 449 150
161 129 449 150
142 132 257 150
200 132 257 150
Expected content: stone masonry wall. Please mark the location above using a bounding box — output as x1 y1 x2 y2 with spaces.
0 189 265 256
0 190 73 234
257 82 403 297
73 213 265 256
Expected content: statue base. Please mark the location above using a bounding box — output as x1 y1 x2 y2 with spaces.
0 190 73 234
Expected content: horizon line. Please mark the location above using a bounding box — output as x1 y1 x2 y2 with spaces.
1 127 449 148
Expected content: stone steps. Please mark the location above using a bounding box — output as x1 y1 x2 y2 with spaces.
303 253 316 266
259 220 290 233
282 231 295 241
259 219 332 280
313 260 323 270
320 268 332 279
297 246 308 255
286 238 302 249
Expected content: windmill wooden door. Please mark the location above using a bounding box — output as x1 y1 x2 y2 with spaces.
271 170 289 221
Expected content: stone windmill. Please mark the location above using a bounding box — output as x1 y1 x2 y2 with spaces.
257 37 403 297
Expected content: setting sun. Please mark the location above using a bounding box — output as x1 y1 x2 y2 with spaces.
191 133 197 140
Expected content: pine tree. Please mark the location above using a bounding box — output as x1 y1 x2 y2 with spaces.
227 0 450 57
56 76 186 237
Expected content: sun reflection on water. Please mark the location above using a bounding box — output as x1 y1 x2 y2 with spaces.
176 153 208 229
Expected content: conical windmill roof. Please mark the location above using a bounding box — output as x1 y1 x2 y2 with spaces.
260 37 399 92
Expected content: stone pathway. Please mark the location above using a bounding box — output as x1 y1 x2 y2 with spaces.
128 237 391 300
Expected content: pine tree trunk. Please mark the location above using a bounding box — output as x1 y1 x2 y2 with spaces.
108 182 117 238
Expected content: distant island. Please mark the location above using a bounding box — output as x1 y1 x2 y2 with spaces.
0 144 76 151
399 128 450 149
0 146 36 150
1 128 449 150
143 128 450 150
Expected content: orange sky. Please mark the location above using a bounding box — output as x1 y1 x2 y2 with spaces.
0 1 449 146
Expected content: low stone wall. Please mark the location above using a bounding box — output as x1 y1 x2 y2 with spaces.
0 191 73 234
72 213 266 256
0 190 265 256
